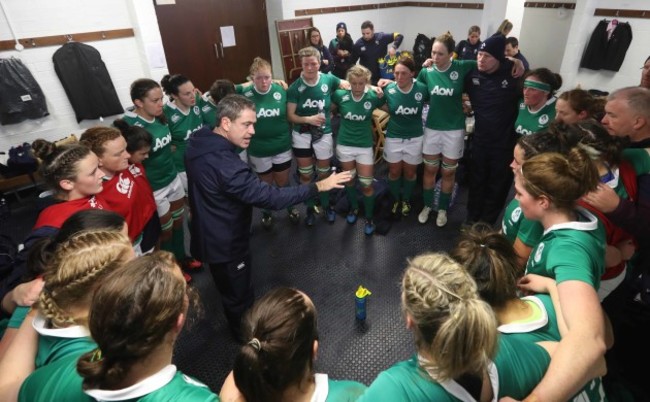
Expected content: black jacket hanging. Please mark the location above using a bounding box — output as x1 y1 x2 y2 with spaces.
0 58 49 125
580 20 633 72
52 42 124 122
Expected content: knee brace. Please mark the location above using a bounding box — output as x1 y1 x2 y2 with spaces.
359 175 374 187
423 158 441 167
298 165 314 176
441 161 459 171
347 168 357 179
316 166 331 175
171 207 185 221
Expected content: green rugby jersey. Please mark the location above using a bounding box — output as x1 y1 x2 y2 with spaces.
383 81 429 138
237 82 291 157
123 111 177 190
417 59 476 131
287 72 341 134
163 94 204 172
332 88 384 148
514 97 556 136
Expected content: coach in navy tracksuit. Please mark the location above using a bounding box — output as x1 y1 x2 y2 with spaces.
185 95 349 340
464 35 520 225
350 20 403 84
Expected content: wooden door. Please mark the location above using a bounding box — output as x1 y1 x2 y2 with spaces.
154 0 271 91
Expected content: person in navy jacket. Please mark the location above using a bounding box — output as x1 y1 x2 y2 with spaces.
350 20 403 84
185 94 350 340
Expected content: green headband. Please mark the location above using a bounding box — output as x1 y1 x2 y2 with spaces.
524 80 551 92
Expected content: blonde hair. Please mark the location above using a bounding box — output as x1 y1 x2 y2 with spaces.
402 253 498 381
249 57 272 78
298 46 320 62
346 65 372 83
38 230 133 328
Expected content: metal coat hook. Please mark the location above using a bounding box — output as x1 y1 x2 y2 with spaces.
101 32 106 39
616 10 620 17
65 34 73 42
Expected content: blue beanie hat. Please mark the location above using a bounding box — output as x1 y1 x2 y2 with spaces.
336 22 347 32
480 35 506 62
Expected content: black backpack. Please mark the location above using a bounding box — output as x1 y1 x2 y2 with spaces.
412 34 434 74
0 233 17 281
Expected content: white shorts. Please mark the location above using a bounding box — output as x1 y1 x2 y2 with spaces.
249 149 293 173
178 171 188 194
383 136 424 165
336 144 374 165
153 174 185 217
292 130 334 160
422 128 465 160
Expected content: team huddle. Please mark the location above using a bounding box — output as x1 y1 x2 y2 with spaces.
1 16 650 402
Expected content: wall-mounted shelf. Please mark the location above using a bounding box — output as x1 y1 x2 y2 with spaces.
594 8 650 19
0 28 135 51
524 2 576 9
295 2 483 17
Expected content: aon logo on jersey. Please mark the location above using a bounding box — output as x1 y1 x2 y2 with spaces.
153 133 172 151
258 108 281 118
301 99 325 109
516 125 533 136
395 106 418 115
430 86 454 96
184 125 204 140
344 112 366 121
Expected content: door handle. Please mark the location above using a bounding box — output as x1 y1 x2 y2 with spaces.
219 42 224 58
214 43 219 59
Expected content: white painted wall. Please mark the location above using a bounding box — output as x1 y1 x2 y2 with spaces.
2 0 647 153
519 5 576 73
0 0 167 152
271 1 486 78
559 0 647 93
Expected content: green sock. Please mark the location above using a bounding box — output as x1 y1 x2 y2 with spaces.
388 177 402 200
319 191 330 209
363 194 375 219
438 192 451 211
306 198 315 209
423 188 435 208
345 186 359 209
403 178 416 201
170 226 186 262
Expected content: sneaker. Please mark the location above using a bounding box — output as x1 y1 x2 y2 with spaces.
364 219 375 236
401 201 411 217
183 258 203 271
261 213 273 229
305 207 316 226
326 207 336 223
288 207 300 224
418 206 432 224
183 272 192 283
346 208 359 224
313 205 322 215
391 201 400 215
436 210 448 227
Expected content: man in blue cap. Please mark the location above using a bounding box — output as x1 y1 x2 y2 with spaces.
464 34 521 225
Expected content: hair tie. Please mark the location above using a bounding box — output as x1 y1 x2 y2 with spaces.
90 348 103 362
248 338 261 352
